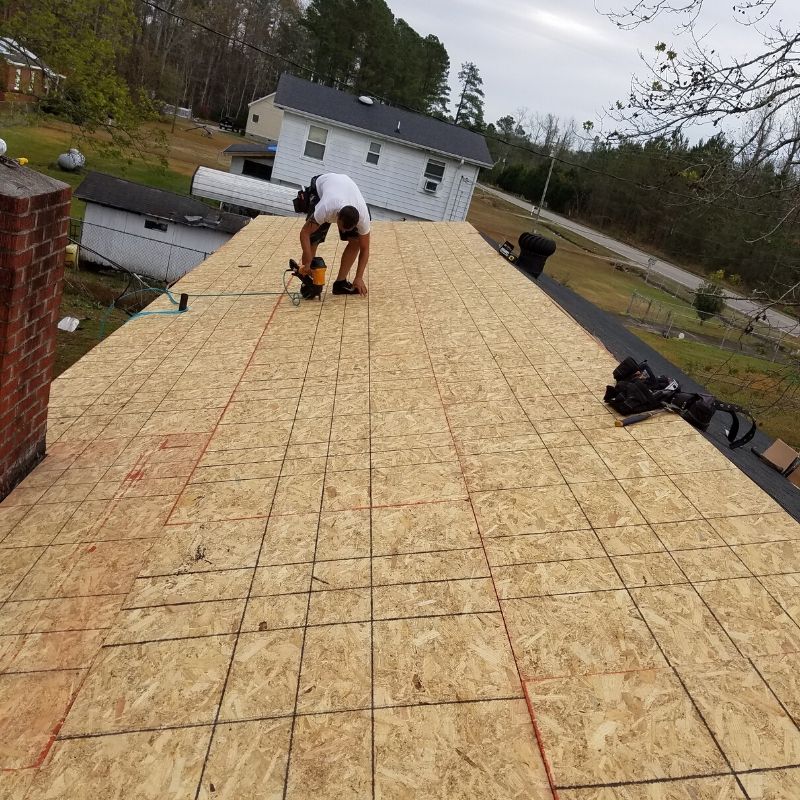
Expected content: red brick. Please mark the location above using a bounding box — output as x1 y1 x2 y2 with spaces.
0 230 33 251
0 168 69 499
0 194 31 215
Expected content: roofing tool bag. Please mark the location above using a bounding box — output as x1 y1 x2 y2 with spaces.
604 356 757 449
293 187 311 213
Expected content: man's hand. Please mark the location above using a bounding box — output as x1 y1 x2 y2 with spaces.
352 276 368 295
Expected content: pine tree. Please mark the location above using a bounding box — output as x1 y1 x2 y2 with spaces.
453 61 485 131
419 35 450 117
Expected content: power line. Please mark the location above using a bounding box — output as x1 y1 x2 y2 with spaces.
139 0 788 222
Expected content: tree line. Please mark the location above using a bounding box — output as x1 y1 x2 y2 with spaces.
0 0 474 128
485 113 799 297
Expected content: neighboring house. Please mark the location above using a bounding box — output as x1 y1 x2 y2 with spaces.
270 73 494 222
223 141 278 181
0 37 64 103
246 92 283 141
74 172 250 283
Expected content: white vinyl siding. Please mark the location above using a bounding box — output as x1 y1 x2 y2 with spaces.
80 204 234 282
304 125 328 161
245 93 284 141
271 111 481 222
366 142 381 166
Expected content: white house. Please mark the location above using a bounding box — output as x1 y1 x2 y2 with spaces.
245 92 284 141
75 172 250 283
269 73 494 222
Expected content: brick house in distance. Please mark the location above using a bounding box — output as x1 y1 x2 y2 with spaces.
0 37 64 105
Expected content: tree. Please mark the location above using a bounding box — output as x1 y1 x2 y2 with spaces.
302 0 450 113
601 0 800 217
418 34 450 117
596 0 800 321
1 0 159 157
453 61 485 131
694 280 725 324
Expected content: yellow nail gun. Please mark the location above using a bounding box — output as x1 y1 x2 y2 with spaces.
287 256 326 300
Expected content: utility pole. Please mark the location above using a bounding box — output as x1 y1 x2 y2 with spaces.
645 256 656 285
532 153 555 233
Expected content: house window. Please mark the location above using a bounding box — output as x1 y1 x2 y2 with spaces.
304 125 328 160
13 69 21 92
252 113 259 123
144 218 168 233
366 142 381 165
422 159 446 193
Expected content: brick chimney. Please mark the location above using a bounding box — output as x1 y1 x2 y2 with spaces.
0 160 71 500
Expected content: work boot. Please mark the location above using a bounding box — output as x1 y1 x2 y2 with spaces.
332 279 358 295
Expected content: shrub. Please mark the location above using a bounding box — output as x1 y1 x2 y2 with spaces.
694 281 725 324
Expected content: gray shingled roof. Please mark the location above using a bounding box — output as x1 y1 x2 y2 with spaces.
274 73 493 167
222 142 277 155
75 172 250 235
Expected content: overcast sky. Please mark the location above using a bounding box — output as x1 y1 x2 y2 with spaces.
386 0 783 135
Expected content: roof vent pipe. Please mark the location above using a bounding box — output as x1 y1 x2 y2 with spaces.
396 120 401 133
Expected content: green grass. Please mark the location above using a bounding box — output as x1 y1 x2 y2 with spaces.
0 114 244 378
471 190 795 348
634 330 800 449
1 123 190 218
0 114 240 217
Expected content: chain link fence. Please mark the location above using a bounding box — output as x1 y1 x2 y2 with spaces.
626 291 800 366
71 218 210 283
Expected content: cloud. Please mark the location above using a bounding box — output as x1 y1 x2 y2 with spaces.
385 0 771 128
527 9 612 46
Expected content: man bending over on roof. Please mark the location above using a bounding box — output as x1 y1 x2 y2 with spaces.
299 173 371 296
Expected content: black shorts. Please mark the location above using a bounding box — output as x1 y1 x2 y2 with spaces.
308 221 360 246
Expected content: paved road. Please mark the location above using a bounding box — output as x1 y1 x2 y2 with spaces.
478 184 799 334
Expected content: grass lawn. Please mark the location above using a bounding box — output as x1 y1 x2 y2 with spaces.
0 115 242 217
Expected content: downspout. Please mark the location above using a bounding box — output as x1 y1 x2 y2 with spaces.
444 158 465 220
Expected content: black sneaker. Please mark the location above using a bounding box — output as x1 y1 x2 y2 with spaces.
332 280 358 295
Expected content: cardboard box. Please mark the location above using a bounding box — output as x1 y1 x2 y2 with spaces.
758 439 799 475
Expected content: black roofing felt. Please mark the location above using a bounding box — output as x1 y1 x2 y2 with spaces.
222 142 277 155
274 73 494 167
477 233 800 522
75 172 249 234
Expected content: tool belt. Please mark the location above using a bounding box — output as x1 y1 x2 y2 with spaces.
293 176 320 214
604 356 757 449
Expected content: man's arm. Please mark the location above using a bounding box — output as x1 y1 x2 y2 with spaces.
300 219 320 266
353 232 370 294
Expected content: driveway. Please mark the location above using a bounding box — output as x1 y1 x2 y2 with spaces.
479 184 799 334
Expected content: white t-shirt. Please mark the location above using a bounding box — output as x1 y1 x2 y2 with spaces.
313 173 371 235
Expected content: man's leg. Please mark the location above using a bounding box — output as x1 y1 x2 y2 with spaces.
336 239 361 282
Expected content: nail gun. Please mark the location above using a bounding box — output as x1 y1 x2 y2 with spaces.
286 256 327 300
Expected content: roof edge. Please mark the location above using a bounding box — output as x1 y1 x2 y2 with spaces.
248 92 277 107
